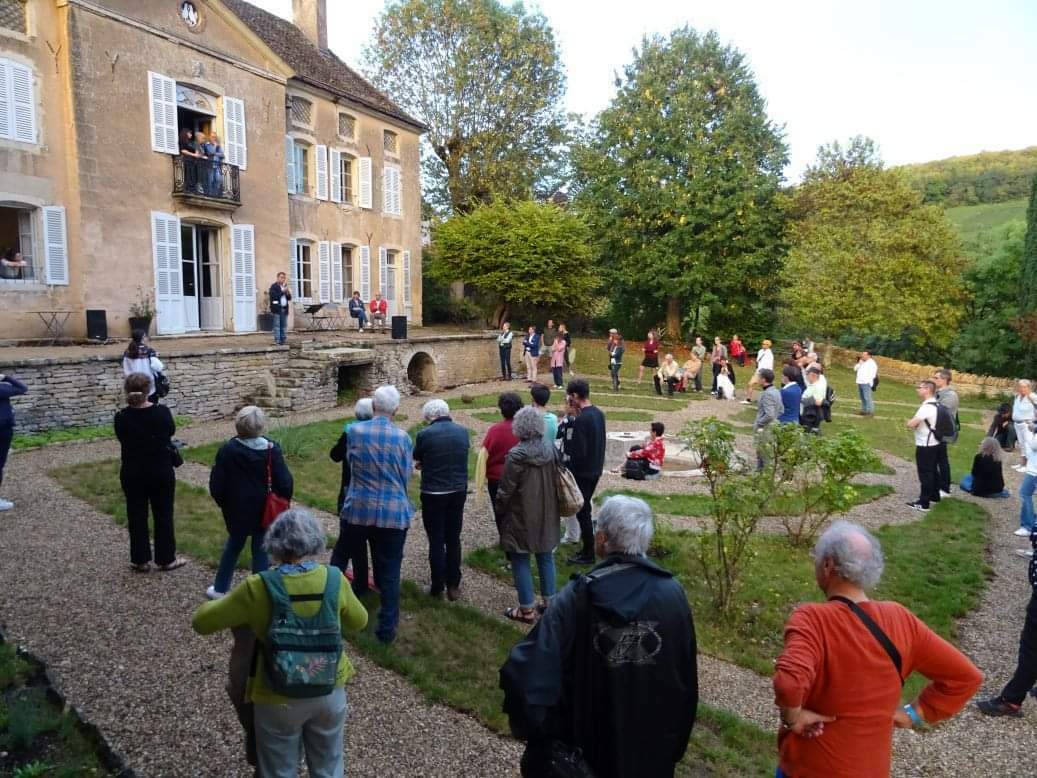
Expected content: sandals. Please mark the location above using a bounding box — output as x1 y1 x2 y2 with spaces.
504 606 537 624
156 557 187 572
130 562 151 573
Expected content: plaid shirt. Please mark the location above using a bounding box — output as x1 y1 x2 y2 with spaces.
341 415 414 529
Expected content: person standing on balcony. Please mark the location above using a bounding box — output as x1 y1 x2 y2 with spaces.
370 293 389 332
202 130 225 197
178 129 205 193
268 272 291 346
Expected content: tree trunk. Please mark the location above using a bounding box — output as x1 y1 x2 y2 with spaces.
666 296 682 341
449 280 465 302
490 302 510 329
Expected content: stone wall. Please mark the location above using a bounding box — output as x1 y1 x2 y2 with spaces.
363 334 500 394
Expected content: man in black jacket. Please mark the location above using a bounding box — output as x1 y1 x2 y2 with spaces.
269 272 291 345
562 378 606 564
501 495 698 778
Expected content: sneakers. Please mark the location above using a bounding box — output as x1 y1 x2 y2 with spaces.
975 697 1023 718
1015 549 1034 559
567 554 595 566
906 501 930 512
740 399 753 405
0 498 13 511
205 585 225 600
1014 528 1033 537
939 490 952 499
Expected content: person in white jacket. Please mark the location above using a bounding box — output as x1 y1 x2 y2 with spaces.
854 351 879 416
743 339 775 404
122 330 164 402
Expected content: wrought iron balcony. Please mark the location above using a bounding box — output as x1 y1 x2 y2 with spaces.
172 155 241 210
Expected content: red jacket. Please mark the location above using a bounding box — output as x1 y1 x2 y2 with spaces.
369 298 388 315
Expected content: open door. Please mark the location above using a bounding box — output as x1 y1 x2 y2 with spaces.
151 211 184 334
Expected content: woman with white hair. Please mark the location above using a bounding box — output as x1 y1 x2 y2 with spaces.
1011 380 1037 473
192 508 368 777
961 436 1009 498
207 405 294 600
329 398 374 515
495 406 561 622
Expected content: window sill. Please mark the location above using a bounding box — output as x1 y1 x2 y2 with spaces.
0 280 48 292
289 193 315 203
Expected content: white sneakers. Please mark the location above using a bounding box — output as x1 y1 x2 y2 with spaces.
205 585 225 600
939 490 952 498
1013 528 1032 537
1012 464 1027 473
1015 549 1034 559
0 498 13 511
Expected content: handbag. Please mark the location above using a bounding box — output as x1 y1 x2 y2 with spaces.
556 461 585 517
168 441 184 468
260 443 290 530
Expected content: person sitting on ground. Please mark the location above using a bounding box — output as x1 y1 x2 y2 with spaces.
369 292 388 332
773 521 982 778
495 406 561 623
989 402 1017 452
192 508 367 778
623 422 666 480
960 436 1010 498
347 290 367 331
477 392 523 539
122 329 164 403
715 359 736 400
530 383 558 443
501 495 698 778
654 353 681 396
778 364 802 424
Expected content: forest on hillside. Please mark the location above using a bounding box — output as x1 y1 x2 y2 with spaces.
897 147 1037 207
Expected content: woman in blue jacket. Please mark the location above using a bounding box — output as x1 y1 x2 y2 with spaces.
0 372 27 511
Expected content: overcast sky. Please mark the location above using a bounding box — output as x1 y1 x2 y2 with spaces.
249 0 1037 179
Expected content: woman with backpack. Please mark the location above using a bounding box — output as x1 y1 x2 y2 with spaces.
122 329 165 403
192 508 368 777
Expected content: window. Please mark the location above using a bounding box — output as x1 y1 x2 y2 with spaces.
331 151 355 204
0 0 26 34
292 239 313 299
0 205 35 282
383 129 398 155
0 57 36 144
338 112 356 141
286 138 310 195
383 165 402 216
341 245 354 298
290 96 312 127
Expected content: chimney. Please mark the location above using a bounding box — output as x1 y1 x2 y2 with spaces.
293 0 327 50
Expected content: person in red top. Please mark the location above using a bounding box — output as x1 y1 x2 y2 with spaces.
479 392 523 540
729 334 746 367
773 521 982 778
623 422 665 480
369 292 389 332
636 330 660 385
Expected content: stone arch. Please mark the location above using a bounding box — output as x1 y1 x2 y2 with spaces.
407 351 437 392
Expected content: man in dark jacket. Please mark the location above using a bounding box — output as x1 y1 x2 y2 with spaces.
413 398 470 601
269 272 292 345
563 378 606 565
501 495 698 778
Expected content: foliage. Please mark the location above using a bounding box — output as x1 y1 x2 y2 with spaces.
803 135 883 182
783 142 968 348
573 27 787 338
429 200 598 325
945 198 1027 249
421 272 480 324
128 286 155 319
363 0 569 213
1016 175 1037 375
897 146 1037 207
14 416 190 451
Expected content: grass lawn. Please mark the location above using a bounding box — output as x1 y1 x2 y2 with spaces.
468 499 988 684
452 389 691 414
945 198 1026 242
466 408 654 424
13 416 192 451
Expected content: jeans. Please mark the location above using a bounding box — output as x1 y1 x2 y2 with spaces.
654 375 678 395
120 468 177 566
0 423 12 490
369 525 407 642
575 475 599 558
915 445 941 508
609 362 621 390
552 366 563 387
213 530 269 594
421 491 466 593
509 551 556 608
1001 592 1037 705
499 346 512 379
934 442 952 494
254 687 347 778
273 311 288 344
329 521 372 595
354 310 367 330
857 382 874 414
1021 474 1036 531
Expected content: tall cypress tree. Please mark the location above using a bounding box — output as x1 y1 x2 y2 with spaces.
1019 175 1037 374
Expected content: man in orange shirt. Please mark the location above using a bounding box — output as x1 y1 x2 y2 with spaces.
773 521 982 777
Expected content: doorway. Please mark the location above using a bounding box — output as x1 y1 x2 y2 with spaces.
180 224 223 331
385 250 397 315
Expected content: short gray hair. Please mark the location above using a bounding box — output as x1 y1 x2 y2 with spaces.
235 405 266 438
422 398 450 422
372 384 401 415
1019 379 1033 392
355 398 374 420
511 405 544 440
263 508 326 562
979 436 1002 460
813 520 884 590
595 495 654 556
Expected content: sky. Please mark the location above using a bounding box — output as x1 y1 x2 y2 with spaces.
248 0 1037 179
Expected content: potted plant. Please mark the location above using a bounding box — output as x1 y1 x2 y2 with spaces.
257 290 274 332
128 286 155 334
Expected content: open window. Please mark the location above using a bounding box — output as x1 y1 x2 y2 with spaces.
0 204 36 282
290 238 313 301
286 137 311 196
330 150 357 205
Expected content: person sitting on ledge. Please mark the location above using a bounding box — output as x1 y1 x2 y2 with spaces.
622 422 665 480
960 436 1010 498
369 292 388 332
654 353 681 396
347 290 367 331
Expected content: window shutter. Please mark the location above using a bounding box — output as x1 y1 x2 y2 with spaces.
358 157 373 208
223 96 247 169
150 211 184 334
0 60 9 140
383 166 392 213
359 245 371 300
316 144 329 200
331 242 343 302
9 62 35 144
378 246 388 298
289 237 299 297
232 224 257 331
394 167 403 216
318 240 331 302
42 206 68 285
329 149 342 203
403 250 412 319
285 136 296 194
148 71 177 154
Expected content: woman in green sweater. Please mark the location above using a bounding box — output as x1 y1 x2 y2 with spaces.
193 509 367 777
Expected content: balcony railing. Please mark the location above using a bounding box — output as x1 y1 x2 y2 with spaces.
172 156 241 209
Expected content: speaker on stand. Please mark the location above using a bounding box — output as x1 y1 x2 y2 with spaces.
391 315 407 340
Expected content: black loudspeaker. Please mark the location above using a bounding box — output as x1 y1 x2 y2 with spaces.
391 315 407 340
86 309 108 341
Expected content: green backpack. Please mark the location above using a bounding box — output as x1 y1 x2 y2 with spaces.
259 566 343 698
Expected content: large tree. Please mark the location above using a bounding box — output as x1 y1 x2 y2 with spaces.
573 28 788 337
428 200 597 325
364 0 568 213
783 140 967 348
1015 174 1037 373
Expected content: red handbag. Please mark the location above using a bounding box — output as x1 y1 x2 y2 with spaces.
260 443 290 530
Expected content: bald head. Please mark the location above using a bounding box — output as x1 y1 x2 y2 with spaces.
813 521 884 590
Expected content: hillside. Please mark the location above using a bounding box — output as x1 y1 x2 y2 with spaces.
945 198 1027 245
898 147 1037 207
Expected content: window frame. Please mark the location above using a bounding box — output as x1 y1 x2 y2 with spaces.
383 129 399 156
337 111 357 143
291 140 310 197
341 244 355 299
293 239 313 301
0 203 41 287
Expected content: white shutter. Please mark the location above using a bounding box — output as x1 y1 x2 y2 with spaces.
42 206 68 286
289 238 299 297
318 240 331 302
151 211 184 334
9 62 35 144
223 96 247 169
394 167 403 216
383 166 392 213
148 71 178 154
0 61 9 140
232 224 257 331
331 242 343 302
285 136 296 194
403 250 412 319
316 144 328 200
358 157 373 209
359 245 371 300
378 246 388 298
329 149 342 203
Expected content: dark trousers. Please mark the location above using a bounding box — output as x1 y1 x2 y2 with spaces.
120 468 176 566
609 363 621 391
654 375 678 395
488 480 503 541
330 521 372 596
421 491 466 593
693 368 702 392
369 525 407 643
915 445 941 508
711 362 721 393
575 475 600 558
499 346 512 379
0 423 12 489
1001 591 1037 704
935 442 951 494
552 366 563 387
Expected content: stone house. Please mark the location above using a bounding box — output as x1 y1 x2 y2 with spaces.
0 0 425 339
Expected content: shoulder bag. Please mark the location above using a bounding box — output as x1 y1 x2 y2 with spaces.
556 460 585 517
829 596 904 686
261 443 291 530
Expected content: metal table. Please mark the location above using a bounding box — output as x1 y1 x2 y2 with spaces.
31 310 73 344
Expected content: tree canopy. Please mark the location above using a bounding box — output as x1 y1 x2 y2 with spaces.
573 27 788 338
363 0 568 213
897 146 1037 207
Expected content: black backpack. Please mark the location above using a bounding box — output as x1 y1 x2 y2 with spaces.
927 402 957 442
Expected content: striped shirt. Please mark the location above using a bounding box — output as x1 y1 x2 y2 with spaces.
341 415 414 529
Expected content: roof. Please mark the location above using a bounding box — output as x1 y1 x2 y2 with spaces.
221 0 426 132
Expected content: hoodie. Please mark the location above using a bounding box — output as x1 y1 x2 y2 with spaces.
494 438 560 553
